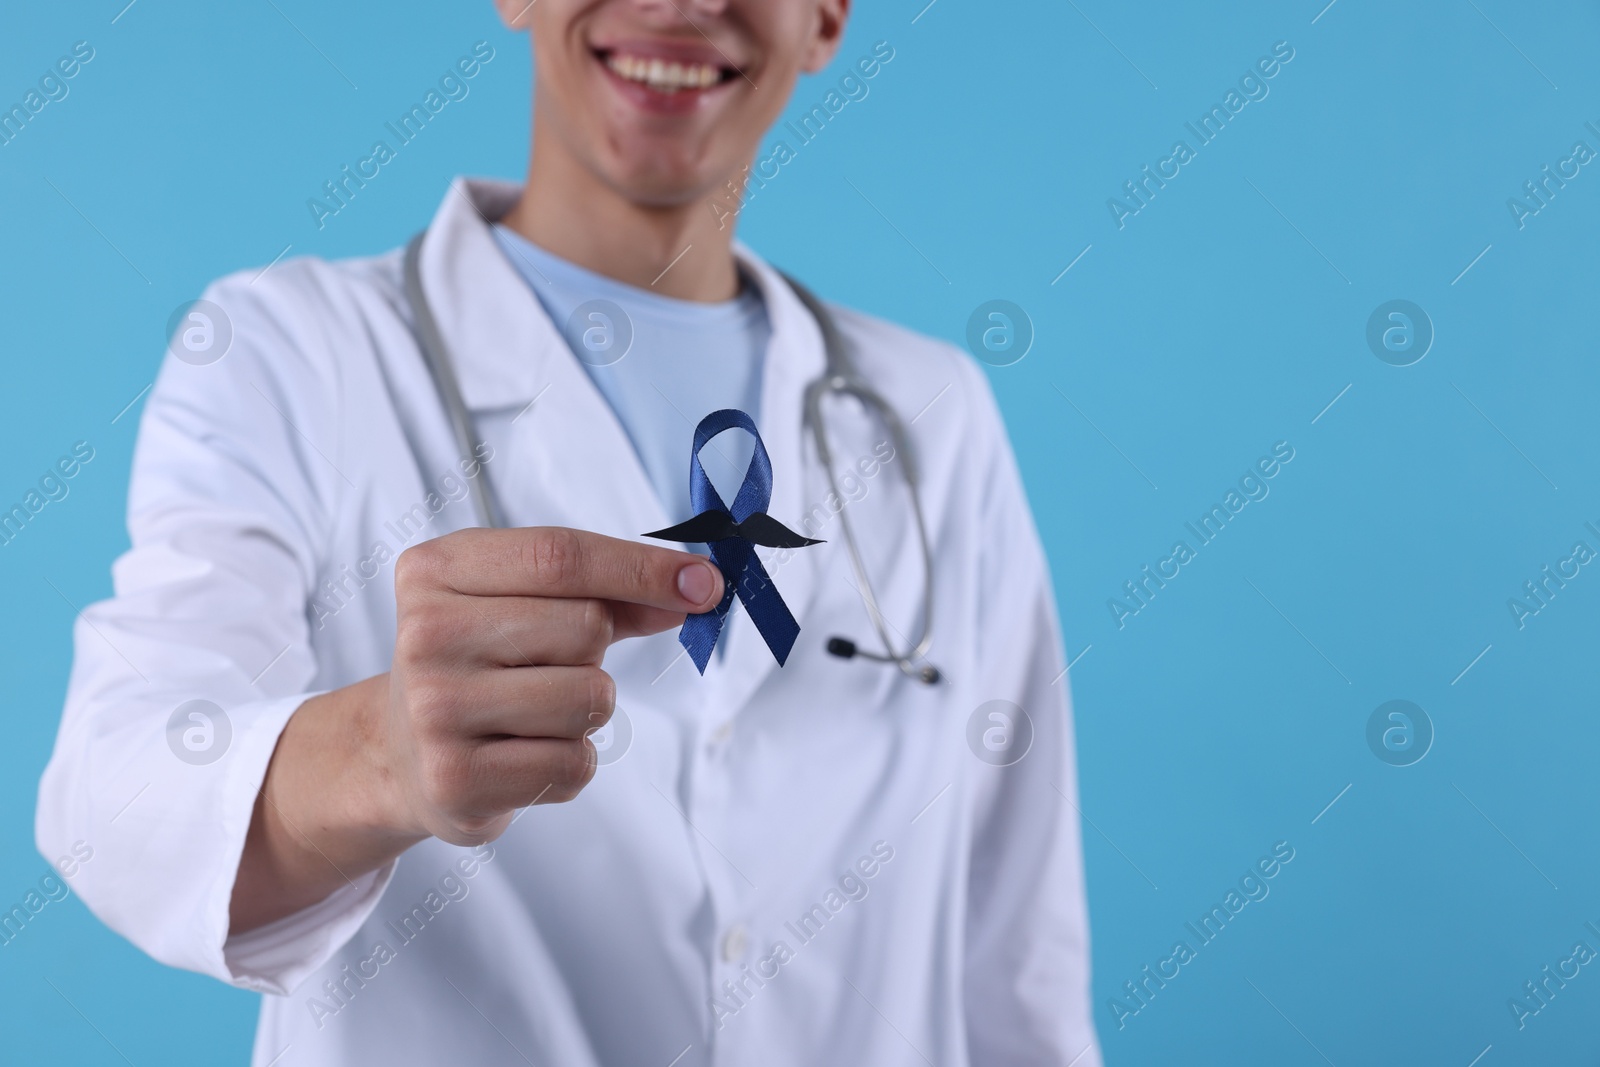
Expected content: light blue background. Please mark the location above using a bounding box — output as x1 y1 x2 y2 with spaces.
3 1 1597 1063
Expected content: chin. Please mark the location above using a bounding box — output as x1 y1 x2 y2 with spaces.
600 148 729 209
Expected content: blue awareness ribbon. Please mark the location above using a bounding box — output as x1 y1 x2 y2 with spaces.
642 409 822 673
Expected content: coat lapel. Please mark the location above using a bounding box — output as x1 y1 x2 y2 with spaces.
418 178 671 544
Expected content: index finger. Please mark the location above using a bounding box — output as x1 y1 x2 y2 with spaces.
430 526 724 612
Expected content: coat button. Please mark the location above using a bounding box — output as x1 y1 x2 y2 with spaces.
721 923 748 962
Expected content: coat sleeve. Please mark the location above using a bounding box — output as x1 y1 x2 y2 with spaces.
956 357 1103 1065
34 263 397 995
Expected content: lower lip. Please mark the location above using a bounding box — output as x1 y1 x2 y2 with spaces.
595 55 734 116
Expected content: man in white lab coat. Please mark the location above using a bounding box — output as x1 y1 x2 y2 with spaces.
38 0 1100 1063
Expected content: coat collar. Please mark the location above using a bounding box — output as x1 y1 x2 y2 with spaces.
416 177 829 712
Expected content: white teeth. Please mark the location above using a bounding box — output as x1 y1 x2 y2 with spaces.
605 52 724 93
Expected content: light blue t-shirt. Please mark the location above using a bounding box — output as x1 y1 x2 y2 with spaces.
491 224 771 521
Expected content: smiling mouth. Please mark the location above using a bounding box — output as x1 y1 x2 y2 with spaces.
596 49 739 94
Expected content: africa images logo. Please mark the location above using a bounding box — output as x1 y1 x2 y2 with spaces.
165 700 231 766
1106 40 1296 230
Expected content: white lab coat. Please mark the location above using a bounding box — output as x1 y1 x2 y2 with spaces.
37 179 1101 1067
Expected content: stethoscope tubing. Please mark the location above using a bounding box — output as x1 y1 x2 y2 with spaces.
402 231 941 684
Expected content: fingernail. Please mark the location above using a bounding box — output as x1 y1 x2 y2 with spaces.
677 561 715 606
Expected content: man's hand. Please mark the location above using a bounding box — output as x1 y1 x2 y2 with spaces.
230 527 723 933
383 527 722 844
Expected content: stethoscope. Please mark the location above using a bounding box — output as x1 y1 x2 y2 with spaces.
402 232 942 685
